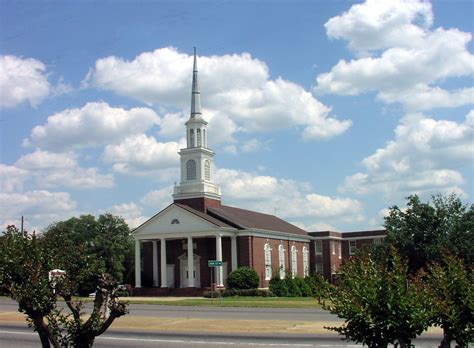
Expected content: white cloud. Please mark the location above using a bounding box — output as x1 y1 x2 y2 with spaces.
102 134 183 176
215 168 362 220
106 202 148 229
86 47 351 141
141 187 173 210
0 190 77 230
0 164 28 193
325 0 433 54
0 55 51 108
340 111 473 199
317 0 474 111
24 101 160 150
14 150 114 189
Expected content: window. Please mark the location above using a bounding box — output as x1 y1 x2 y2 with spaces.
203 129 206 147
315 263 323 275
302 246 309 277
189 129 195 147
331 263 337 274
204 160 210 181
264 243 272 280
278 244 285 279
186 160 196 180
374 238 382 245
338 241 342 259
171 219 180 224
197 129 201 146
332 240 336 255
291 245 297 277
315 240 323 254
349 240 357 255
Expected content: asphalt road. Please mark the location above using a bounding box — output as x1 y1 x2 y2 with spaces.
0 323 446 347
0 298 445 347
0 298 339 322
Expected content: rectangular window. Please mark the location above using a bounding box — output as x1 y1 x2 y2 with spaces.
349 240 357 255
315 263 323 275
331 263 337 274
332 240 336 255
315 240 323 254
374 238 382 245
338 241 342 259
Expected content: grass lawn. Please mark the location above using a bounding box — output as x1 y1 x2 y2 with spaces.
72 296 323 308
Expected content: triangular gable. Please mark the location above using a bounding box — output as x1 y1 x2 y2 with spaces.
133 203 226 237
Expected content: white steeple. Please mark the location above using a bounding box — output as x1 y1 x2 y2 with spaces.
173 48 221 206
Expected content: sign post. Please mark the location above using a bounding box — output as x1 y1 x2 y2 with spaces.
208 260 223 303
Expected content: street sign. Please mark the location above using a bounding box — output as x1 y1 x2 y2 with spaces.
208 260 223 267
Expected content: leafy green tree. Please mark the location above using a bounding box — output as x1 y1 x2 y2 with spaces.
322 247 433 348
0 224 128 347
41 213 134 295
268 274 288 297
418 255 474 347
385 194 473 273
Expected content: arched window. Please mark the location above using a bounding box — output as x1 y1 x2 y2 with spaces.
203 129 206 147
186 160 196 180
204 160 211 181
302 246 309 277
278 244 285 279
197 129 201 147
291 245 297 278
264 243 272 280
189 129 195 147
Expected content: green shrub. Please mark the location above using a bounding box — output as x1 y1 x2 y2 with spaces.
294 277 312 297
203 288 273 298
285 276 302 297
304 274 331 300
269 275 289 297
227 267 260 290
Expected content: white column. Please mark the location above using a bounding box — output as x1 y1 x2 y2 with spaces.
187 236 195 287
216 234 223 287
152 241 158 287
135 240 141 288
160 238 167 288
231 235 238 271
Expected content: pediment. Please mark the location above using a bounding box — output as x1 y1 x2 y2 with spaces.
133 204 223 237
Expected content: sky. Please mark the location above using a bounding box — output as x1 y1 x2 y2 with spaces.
1 0 473 233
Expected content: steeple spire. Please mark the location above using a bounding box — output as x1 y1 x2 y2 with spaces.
190 47 202 118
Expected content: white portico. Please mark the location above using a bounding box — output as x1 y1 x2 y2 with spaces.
133 203 238 289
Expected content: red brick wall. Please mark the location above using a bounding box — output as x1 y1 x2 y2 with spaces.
174 197 221 212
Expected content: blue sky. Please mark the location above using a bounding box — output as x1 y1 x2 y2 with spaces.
1 0 473 232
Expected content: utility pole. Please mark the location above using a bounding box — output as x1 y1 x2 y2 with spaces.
21 216 25 237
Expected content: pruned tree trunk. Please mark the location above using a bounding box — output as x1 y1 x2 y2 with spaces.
32 316 59 348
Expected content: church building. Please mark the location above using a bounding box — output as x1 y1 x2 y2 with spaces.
132 49 384 293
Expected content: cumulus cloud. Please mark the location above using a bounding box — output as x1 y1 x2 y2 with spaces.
24 101 160 150
0 164 29 193
317 0 474 111
102 134 183 177
106 202 148 229
339 111 473 199
0 55 51 108
85 47 351 141
0 190 77 230
14 150 114 189
215 168 363 221
141 187 173 209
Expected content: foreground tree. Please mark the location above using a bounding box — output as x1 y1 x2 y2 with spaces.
0 224 128 347
321 247 433 348
41 213 134 295
418 255 474 347
385 194 473 273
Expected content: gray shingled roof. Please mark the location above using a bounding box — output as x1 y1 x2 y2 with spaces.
207 205 308 236
174 203 234 228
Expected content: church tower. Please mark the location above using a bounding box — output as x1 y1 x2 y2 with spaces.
173 48 222 212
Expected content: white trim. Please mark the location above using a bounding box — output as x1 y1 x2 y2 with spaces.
238 229 311 242
344 235 386 241
136 229 237 241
